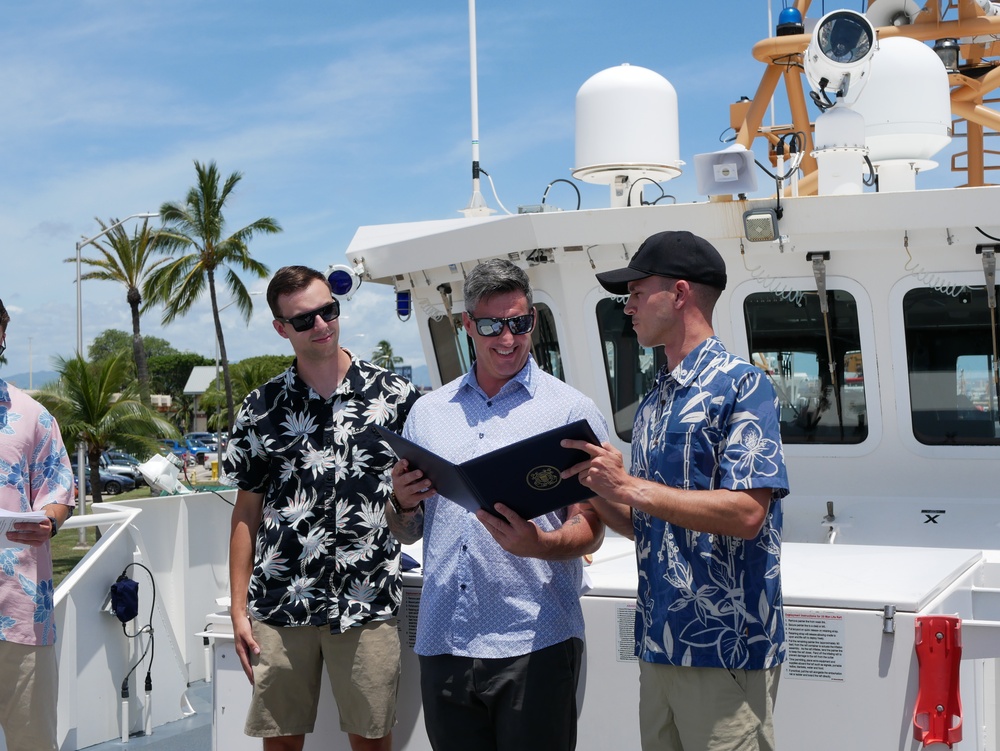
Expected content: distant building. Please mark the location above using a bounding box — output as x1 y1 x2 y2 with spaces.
183 366 219 432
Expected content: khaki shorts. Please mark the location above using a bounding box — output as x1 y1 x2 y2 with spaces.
638 662 781 751
0 640 58 751
245 618 400 739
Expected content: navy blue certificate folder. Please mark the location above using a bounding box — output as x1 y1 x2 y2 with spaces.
373 419 600 520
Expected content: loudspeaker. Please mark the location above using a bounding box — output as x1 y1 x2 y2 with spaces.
694 146 758 196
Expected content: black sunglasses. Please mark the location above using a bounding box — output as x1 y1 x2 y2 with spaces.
469 312 535 337
278 299 341 332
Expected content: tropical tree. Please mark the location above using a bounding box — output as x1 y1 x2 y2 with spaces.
166 392 196 434
147 160 281 430
88 329 178 391
89 329 177 363
65 218 170 407
36 353 177 505
371 340 403 372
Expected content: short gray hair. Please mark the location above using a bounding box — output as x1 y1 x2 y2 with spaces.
464 259 532 313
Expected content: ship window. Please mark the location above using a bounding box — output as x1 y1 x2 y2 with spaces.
903 286 1000 445
596 297 666 441
427 302 564 385
744 290 869 444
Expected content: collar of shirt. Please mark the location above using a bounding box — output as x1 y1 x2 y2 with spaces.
460 354 540 401
661 336 726 388
285 353 364 402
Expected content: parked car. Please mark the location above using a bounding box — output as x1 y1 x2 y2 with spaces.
103 450 147 486
184 432 225 454
70 461 137 496
158 438 210 466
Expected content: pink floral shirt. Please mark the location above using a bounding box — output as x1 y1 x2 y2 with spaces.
0 377 75 646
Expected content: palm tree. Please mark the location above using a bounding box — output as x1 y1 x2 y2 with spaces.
147 160 281 429
36 353 177 505
65 218 170 407
371 340 403 372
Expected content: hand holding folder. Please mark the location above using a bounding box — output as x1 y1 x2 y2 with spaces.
374 419 600 520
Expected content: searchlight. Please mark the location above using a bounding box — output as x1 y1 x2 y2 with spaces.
805 10 877 109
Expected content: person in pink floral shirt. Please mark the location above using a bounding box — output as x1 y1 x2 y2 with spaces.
0 298 75 751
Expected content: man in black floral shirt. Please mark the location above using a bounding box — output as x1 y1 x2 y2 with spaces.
224 265 419 751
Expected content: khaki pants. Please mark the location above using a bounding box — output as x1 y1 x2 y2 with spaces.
639 662 780 751
0 640 58 751
246 618 401 739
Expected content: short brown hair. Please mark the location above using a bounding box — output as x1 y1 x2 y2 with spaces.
266 266 329 319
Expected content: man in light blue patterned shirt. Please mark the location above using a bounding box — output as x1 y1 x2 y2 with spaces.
387 259 607 751
564 231 789 751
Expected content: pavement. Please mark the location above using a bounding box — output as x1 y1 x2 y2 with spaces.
179 460 221 485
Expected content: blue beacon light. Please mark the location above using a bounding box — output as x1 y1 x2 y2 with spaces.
777 6 804 36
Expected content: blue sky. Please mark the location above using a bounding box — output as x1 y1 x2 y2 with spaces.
1 1 893 383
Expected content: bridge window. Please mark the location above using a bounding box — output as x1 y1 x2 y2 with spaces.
744 290 869 444
903 286 1000 445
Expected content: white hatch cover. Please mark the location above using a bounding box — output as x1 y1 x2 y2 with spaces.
782 542 982 612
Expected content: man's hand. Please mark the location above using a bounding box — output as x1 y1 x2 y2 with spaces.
561 439 632 502
560 440 636 539
475 504 547 558
231 612 260 684
7 517 55 547
390 459 434 510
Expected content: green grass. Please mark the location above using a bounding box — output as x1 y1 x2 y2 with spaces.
51 515 98 586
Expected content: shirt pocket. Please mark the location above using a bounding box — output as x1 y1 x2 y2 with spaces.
353 424 396 474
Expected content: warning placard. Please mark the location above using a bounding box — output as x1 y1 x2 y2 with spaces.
784 611 845 682
616 604 638 663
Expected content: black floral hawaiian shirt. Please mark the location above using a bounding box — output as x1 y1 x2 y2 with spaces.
222 354 419 633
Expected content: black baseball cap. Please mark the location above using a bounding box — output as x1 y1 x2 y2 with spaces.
595 230 727 295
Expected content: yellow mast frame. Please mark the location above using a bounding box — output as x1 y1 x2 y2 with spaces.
735 0 1000 192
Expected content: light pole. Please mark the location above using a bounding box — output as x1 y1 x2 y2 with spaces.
74 212 158 547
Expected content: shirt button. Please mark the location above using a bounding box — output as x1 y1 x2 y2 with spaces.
462 544 468 551
460 584 467 591
486 401 492 407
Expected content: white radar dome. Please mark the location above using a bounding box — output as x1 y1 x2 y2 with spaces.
572 64 682 185
852 36 951 165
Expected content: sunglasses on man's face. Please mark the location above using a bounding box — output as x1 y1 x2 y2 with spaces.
469 312 535 337
278 299 341 332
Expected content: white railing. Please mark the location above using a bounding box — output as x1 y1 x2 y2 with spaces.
0 491 236 751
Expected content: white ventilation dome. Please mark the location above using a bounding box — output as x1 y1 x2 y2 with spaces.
852 36 951 167
572 64 682 185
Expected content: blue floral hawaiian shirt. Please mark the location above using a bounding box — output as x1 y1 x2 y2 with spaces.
631 337 789 670
0 377 75 646
222 354 419 634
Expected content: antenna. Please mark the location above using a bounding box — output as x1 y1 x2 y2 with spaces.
461 0 495 218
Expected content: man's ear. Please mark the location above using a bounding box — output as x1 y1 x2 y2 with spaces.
273 320 289 339
673 280 692 307
461 311 474 337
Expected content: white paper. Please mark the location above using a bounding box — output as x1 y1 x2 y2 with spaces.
0 509 49 546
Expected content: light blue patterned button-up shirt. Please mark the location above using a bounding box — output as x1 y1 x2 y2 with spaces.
405 356 609 658
631 337 789 670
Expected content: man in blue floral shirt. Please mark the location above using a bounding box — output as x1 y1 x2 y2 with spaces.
565 231 789 751
224 266 419 751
